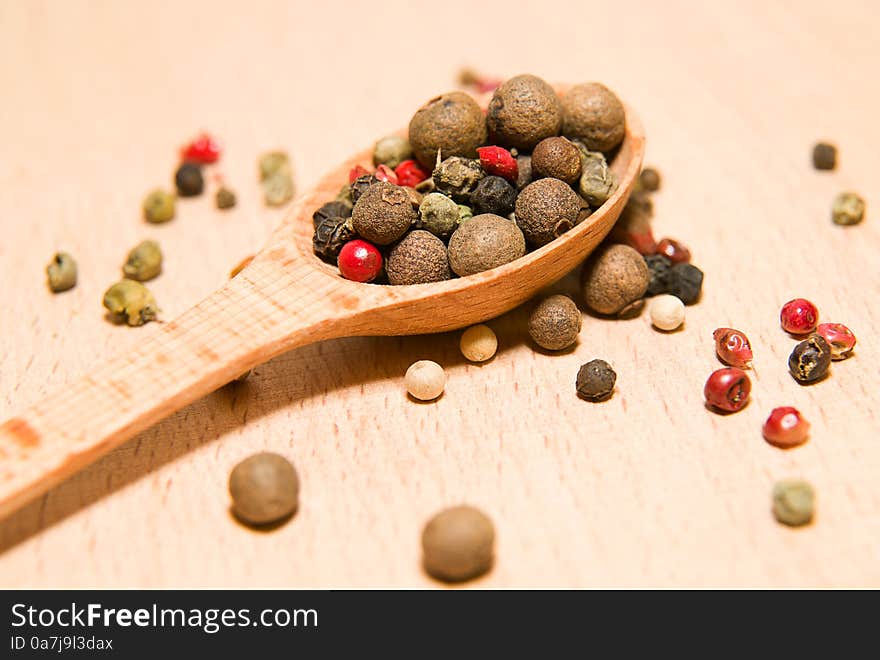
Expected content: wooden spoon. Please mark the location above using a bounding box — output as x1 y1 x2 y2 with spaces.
0 101 644 519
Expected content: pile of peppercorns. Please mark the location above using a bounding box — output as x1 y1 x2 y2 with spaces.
312 75 626 284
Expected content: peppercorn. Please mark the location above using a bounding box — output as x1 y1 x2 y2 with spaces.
414 177 436 195
476 146 518 183
780 298 819 335
142 189 176 224
122 240 162 282
349 174 380 205
487 74 562 150
528 294 582 351
515 154 533 190
259 151 292 181
230 255 254 278
395 159 429 188
215 186 237 210
337 239 383 283
374 164 398 185
373 135 413 169
515 178 585 247
422 505 494 583
263 172 294 206
656 237 691 264
313 216 357 263
180 132 222 164
103 279 159 326
772 479 814 527
448 213 526 277
531 137 582 184
788 334 831 384
831 192 865 226
175 162 204 197
471 176 517 217
609 190 655 254
336 183 353 205
578 149 618 207
815 322 856 360
812 142 836 170
229 452 299 526
351 181 417 245
638 167 661 192
763 407 810 449
460 324 498 362
666 263 703 305
649 294 685 331
704 367 751 413
713 327 753 368
408 91 487 168
432 156 484 202
386 230 451 285
46 252 78 293
576 359 616 401
417 192 461 239
644 254 672 297
313 200 353 228
582 244 649 315
405 360 446 401
561 82 625 153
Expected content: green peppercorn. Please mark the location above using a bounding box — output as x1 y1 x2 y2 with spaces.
142 189 176 224
46 252 77 293
418 192 461 239
433 156 484 202
373 135 413 169
122 240 162 282
831 192 865 226
772 479 814 527
103 279 159 326
263 172 294 206
175 162 204 197
457 203 473 224
578 149 618 208
215 186 237 210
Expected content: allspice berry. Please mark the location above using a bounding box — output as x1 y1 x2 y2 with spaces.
386 230 452 285
531 137 582 184
351 181 417 245
514 178 586 247
448 214 526 277
582 243 649 315
422 505 495 583
408 91 487 168
528 294 582 350
487 74 563 150
561 83 626 153
229 452 299 526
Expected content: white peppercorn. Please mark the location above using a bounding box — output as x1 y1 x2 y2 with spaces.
405 360 446 401
649 294 685 331
460 325 498 362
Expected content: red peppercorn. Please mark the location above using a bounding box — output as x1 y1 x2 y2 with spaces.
704 367 751 413
476 77 502 94
815 322 856 360
337 239 383 283
348 165 370 184
374 164 399 185
476 146 518 183
713 327 753 368
656 237 691 264
180 132 222 164
395 159 429 188
763 407 810 448
780 298 819 335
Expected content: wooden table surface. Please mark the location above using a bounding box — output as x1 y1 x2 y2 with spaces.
1 0 878 588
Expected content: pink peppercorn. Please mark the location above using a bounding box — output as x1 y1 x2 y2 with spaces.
763 407 810 448
704 367 751 413
348 165 370 184
395 160 429 188
374 164 399 185
180 132 222 164
780 298 819 335
713 327 753 368
815 322 856 360
476 146 518 183
337 240 383 283
656 238 691 264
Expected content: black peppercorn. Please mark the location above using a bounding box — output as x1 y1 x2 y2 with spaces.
350 174 380 205
313 216 357 263
644 254 673 297
789 334 831 384
175 162 204 197
667 263 703 305
576 359 616 401
313 200 353 228
471 176 517 216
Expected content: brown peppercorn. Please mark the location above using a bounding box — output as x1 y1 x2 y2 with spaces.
408 91 487 168
528 294 582 350
576 359 617 401
514 178 586 247
351 182 417 245
812 142 837 171
531 137 582 184
448 213 526 277
582 243 649 315
561 82 626 154
486 74 563 150
229 452 299 526
386 230 452 285
638 167 661 192
422 505 494 583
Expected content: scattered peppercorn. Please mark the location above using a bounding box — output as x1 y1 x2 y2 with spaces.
408 91 487 167
180 132 222 164
515 178 585 247
259 151 292 181
448 213 526 277
337 239 383 283
666 263 703 305
638 167 661 192
831 191 865 226
351 181 417 245
230 255 254 278
772 479 814 527
476 146 518 183
259 151 294 206
373 135 413 169
460 324 498 362
405 360 446 401
577 149 617 208
471 175 517 216
46 252 77 293
649 294 685 331
515 154 533 190
395 159 429 188
713 327 753 368
788 334 831 384
174 162 204 197
656 238 690 264
215 186 237 210
704 367 751 413
433 156 485 202
780 298 819 335
815 322 856 360
103 279 159 326
561 82 625 153
313 216 357 264
386 230 451 285
422 505 494 583
417 192 461 239
313 200 353 228
582 244 649 315
812 142 836 171
122 239 162 282
487 74 562 150
576 359 616 401
531 137 582 185
229 452 299 527
763 407 810 449
142 189 176 224
528 294 582 350
350 173 380 205
644 254 672 297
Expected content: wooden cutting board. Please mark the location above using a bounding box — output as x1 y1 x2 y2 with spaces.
1 0 878 587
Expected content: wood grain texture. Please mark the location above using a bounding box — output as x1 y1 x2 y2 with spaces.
1 0 878 588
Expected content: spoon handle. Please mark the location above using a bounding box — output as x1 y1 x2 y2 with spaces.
0 259 343 519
